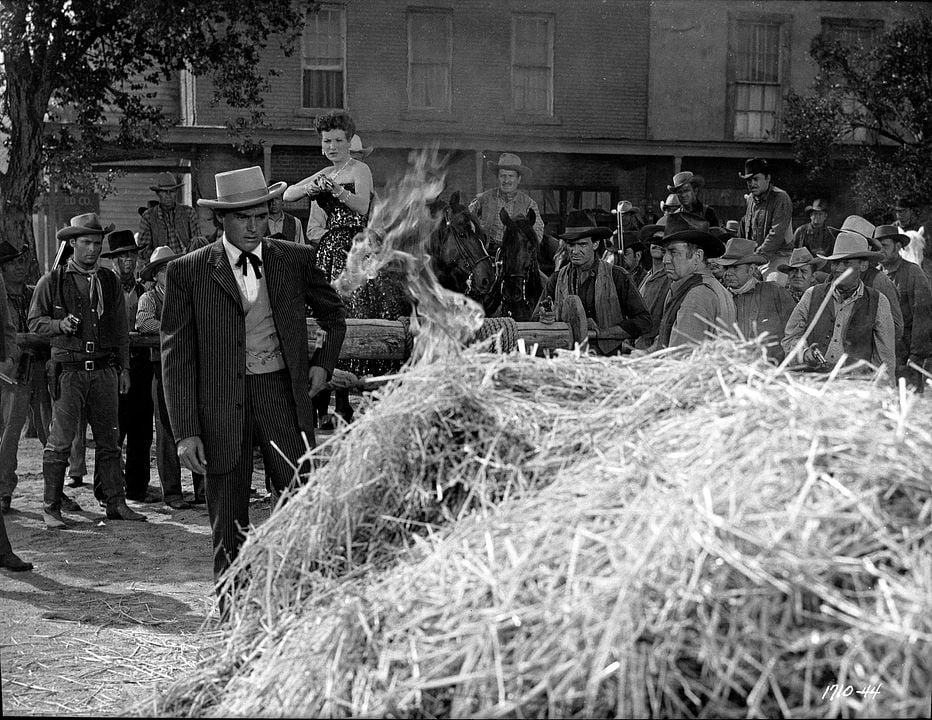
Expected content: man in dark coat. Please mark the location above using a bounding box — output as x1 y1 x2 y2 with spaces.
160 166 347 583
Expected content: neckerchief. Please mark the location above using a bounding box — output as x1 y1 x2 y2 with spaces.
728 277 759 296
66 258 105 316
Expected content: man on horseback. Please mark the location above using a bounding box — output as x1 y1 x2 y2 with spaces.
469 153 544 255
534 224 652 355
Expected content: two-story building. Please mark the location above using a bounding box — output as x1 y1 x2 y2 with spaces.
34 0 927 266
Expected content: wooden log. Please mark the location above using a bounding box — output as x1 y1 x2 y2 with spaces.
16 317 577 362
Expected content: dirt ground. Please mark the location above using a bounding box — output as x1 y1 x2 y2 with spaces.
0 430 284 716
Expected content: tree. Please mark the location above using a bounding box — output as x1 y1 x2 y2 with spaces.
0 0 310 270
784 14 932 214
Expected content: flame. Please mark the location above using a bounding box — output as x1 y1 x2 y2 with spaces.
334 147 485 364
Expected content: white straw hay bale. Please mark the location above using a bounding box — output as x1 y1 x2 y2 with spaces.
149 340 931 718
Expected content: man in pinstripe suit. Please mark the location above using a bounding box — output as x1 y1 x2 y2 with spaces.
161 166 347 585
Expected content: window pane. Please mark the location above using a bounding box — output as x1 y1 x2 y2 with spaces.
303 70 343 108
302 6 344 108
512 13 552 114
408 11 451 109
736 22 780 83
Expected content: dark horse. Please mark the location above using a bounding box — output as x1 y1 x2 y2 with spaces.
486 207 549 321
427 192 495 302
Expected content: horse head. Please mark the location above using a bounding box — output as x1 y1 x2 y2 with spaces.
431 192 495 297
499 207 540 306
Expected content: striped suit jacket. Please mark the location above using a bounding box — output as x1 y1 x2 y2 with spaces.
160 238 347 474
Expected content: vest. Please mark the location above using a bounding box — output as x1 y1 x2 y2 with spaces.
244 275 286 374
48 267 123 356
554 260 624 354
657 274 704 348
270 214 298 243
808 283 879 365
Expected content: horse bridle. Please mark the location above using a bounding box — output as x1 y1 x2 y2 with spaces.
443 218 495 292
497 247 533 304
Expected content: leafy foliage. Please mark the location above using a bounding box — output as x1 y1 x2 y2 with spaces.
784 14 932 212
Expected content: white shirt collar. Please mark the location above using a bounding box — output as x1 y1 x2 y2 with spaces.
222 234 264 267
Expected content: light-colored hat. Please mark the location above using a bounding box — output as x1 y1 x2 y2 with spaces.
660 193 681 213
873 224 911 247
487 152 531 177
349 135 374 159
805 199 829 213
615 200 637 214
150 172 184 192
725 219 740 233
817 232 883 262
778 247 824 273
668 171 704 192
197 166 287 210
829 214 875 239
715 237 767 266
140 246 177 282
55 213 115 241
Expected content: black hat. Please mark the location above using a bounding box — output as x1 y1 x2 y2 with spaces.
558 226 614 243
638 224 664 245
739 157 771 180
101 229 139 258
655 212 725 258
0 241 28 265
622 231 644 253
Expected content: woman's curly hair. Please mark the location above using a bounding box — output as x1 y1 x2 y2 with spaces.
314 111 355 139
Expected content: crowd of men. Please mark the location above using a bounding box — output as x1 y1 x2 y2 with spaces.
1 153 930 584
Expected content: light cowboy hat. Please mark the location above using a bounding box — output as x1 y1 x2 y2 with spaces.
873 224 912 247
660 193 681 212
805 199 829 213
615 200 638 214
655 211 725 258
0 240 28 265
817 232 883 262
349 134 374 159
101 229 140 258
55 213 115 241
197 166 287 210
486 152 531 177
715 236 768 266
829 214 874 239
140 246 177 282
668 171 704 192
150 172 185 192
778 247 824 273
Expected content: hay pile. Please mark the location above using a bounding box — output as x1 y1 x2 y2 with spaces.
149 341 931 718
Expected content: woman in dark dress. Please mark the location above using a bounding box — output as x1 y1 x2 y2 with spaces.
284 112 409 427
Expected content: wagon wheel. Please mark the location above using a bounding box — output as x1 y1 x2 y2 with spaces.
561 294 589 350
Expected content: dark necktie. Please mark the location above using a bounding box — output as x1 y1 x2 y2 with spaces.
236 250 263 279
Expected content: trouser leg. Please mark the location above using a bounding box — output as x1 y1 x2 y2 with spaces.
312 389 331 426
84 369 125 507
0 385 31 498
28 361 52 447
249 371 312 498
205 431 253 584
44 371 87 513
123 355 154 497
68 410 87 478
152 369 183 501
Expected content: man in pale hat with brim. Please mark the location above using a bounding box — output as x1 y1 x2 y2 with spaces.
90 229 157 505
614 200 643 232
873 224 932 390
737 158 794 281
135 247 203 509
535 223 651 355
669 170 719 226
660 193 681 218
0 240 32 516
778 247 827 303
793 199 836 257
160 166 347 590
633 223 672 350
717 236 795 361
27 213 147 528
469 152 544 253
138 171 199 262
782 232 896 383
893 194 931 279
647 212 736 350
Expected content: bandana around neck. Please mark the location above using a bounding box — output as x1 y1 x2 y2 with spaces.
66 258 105 317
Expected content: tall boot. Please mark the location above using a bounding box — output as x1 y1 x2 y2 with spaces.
106 498 147 522
42 460 69 529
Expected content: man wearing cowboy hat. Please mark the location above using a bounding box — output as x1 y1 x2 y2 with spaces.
777 247 827 303
138 171 200 262
875 224 932 390
782 232 896 383
160 166 347 585
0 241 33 515
266 191 305 244
468 153 544 253
660 193 681 218
91 229 157 505
650 212 735 349
615 200 643 232
633 223 672 351
536 224 651 355
793 199 836 257
717 236 795 362
669 171 719 227
135 247 202 509
893 195 932 279
27 213 146 528
620 232 648 288
737 158 794 279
